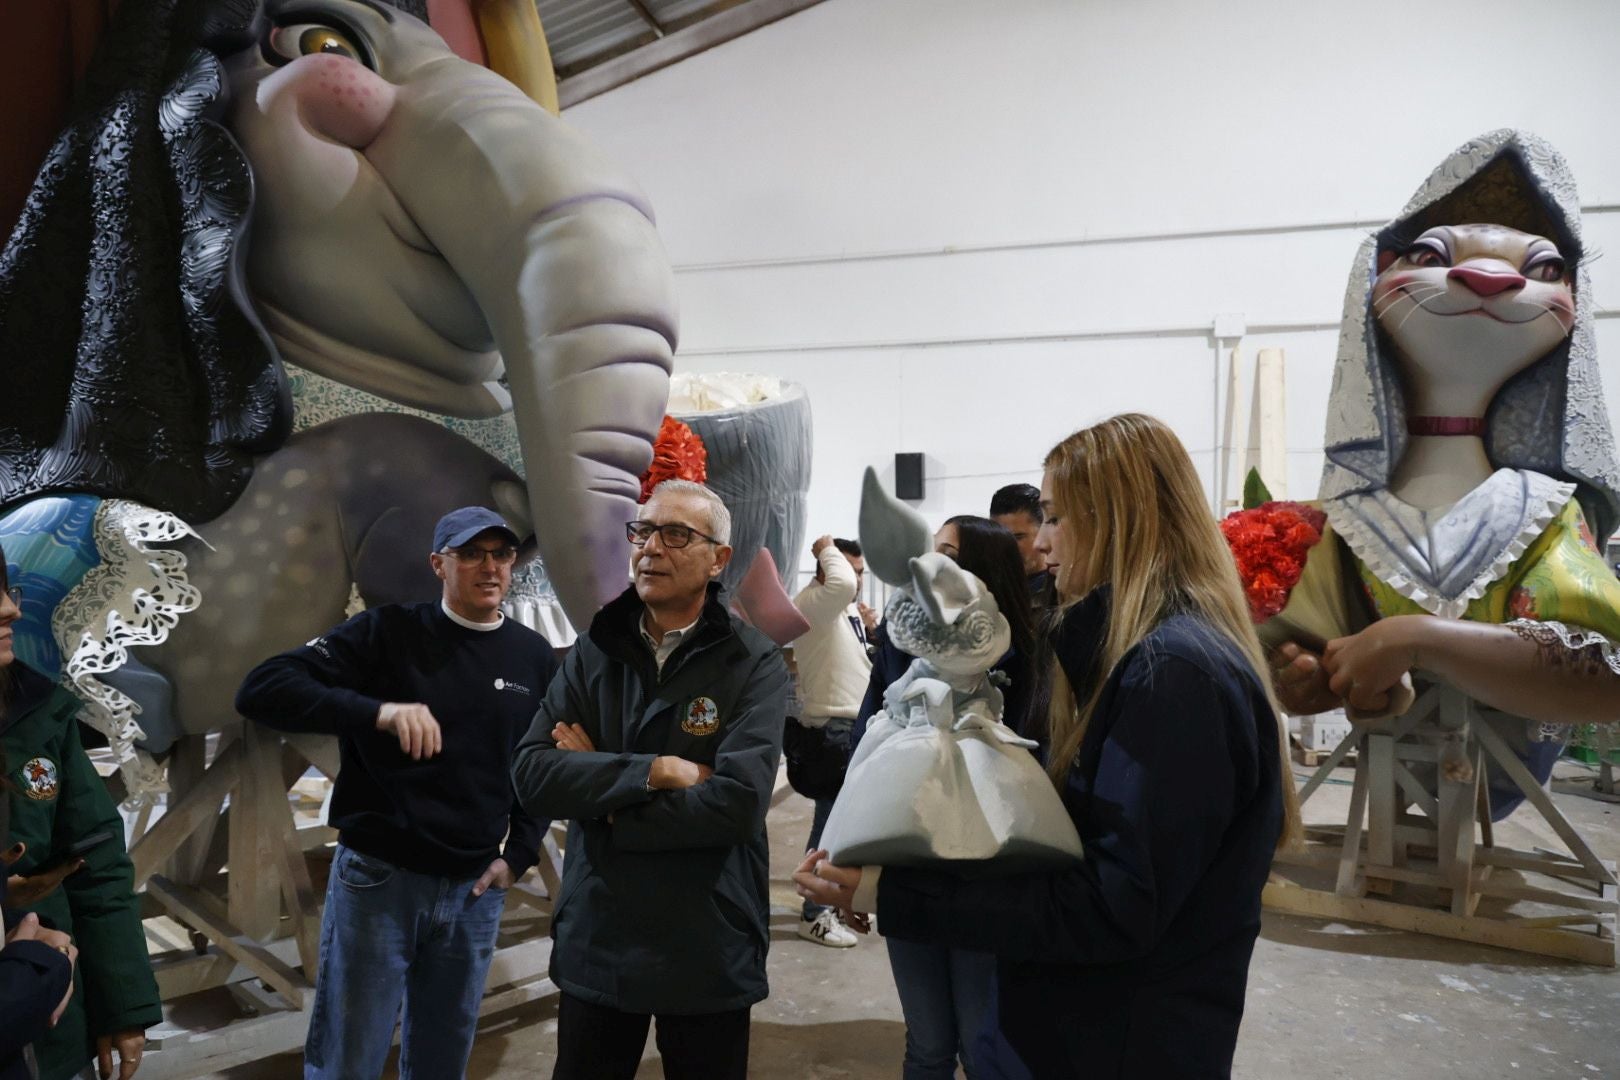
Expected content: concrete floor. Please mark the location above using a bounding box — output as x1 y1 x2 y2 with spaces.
215 758 1620 1079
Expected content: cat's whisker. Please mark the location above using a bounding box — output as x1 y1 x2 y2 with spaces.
1374 285 1446 321
1372 283 1445 315
1391 289 1449 333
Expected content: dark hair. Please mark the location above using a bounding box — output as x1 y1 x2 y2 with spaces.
941 516 1035 662
989 483 1042 523
832 538 862 559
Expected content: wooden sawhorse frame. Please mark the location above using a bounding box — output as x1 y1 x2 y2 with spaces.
1266 682 1617 966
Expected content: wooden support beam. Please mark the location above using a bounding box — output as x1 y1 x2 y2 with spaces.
130 741 242 888
1473 717 1617 886
1264 880 1617 966
1335 756 1370 897
147 876 309 1007
229 724 286 941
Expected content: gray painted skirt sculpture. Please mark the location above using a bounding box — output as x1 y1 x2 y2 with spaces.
819 470 1082 869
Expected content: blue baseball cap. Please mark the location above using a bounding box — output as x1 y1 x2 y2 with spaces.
432 506 520 553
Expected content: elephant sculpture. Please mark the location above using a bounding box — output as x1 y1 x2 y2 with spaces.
0 0 697 796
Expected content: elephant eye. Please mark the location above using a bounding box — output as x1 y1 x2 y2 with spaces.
267 22 373 69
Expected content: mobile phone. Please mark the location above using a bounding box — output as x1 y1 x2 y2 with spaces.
34 830 115 874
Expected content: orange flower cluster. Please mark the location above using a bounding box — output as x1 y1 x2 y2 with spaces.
639 415 708 503
1220 501 1327 623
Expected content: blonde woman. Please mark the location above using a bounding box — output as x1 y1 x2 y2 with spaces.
797 414 1300 1078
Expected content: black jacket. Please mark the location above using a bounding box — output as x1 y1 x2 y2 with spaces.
511 582 788 1014
876 587 1283 1078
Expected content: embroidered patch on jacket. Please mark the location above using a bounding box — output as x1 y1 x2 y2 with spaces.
20 757 59 801
682 696 721 736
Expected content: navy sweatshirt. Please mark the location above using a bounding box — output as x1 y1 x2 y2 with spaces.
875 587 1283 1078
236 603 558 879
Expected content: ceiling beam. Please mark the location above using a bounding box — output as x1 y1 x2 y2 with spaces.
559 0 827 108
623 0 666 37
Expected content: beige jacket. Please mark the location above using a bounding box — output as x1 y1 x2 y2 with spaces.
792 546 873 719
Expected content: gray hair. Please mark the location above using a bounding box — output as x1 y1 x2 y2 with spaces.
644 480 732 546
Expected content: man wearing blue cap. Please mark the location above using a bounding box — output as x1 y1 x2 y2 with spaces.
236 506 558 1080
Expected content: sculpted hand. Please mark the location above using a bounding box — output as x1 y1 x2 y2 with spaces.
551 722 596 752
97 1028 144 1080
376 703 442 760
1323 617 1422 715
472 857 514 897
648 757 713 790
792 850 867 927
4 843 85 906
1267 643 1343 716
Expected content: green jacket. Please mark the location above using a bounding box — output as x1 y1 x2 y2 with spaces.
3 663 160 1080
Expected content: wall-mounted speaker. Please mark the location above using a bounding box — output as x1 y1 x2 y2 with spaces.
895 453 924 500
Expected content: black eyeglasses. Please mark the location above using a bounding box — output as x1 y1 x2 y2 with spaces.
4 585 19 606
626 521 720 549
441 546 518 566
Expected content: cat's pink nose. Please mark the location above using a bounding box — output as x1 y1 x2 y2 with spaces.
1448 266 1525 297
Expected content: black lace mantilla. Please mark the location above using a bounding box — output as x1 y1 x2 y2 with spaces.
0 0 284 523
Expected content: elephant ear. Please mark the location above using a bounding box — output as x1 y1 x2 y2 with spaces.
0 0 289 522
858 466 932 587
908 552 979 627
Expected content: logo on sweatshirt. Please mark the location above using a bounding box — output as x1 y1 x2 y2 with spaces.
494 678 532 696
20 757 58 801
681 696 721 737
305 637 332 660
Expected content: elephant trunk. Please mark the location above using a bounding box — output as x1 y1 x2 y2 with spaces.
366 64 677 628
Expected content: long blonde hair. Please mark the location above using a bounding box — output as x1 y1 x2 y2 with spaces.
1043 414 1302 850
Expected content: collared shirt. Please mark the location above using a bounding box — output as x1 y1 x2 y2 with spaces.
640 611 701 673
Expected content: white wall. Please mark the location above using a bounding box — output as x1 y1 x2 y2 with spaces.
563 0 1620 575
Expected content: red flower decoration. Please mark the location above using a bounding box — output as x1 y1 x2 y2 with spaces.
639 416 708 503
1220 501 1327 623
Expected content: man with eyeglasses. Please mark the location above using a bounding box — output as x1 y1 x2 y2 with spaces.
235 506 558 1079
512 479 789 1080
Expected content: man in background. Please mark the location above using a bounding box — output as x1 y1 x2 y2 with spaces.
991 483 1054 614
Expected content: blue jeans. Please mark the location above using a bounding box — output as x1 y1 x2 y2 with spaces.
803 717 853 919
304 844 507 1079
886 937 996 1080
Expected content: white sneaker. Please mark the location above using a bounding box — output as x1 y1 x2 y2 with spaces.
797 909 858 948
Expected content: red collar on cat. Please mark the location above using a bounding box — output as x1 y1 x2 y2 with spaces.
1407 416 1486 437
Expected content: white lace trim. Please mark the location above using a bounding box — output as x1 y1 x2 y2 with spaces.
52 501 203 805
1503 619 1620 743
1326 481 1571 620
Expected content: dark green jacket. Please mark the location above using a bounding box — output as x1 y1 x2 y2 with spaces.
511 583 788 1014
3 664 161 1080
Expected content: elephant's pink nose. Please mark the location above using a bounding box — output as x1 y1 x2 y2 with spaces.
289 53 396 150
1448 266 1525 297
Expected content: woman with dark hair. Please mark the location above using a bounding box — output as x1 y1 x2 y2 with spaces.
0 547 158 1080
800 415 1300 1077
849 513 1035 1080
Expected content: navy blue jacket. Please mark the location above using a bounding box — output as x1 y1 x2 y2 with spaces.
237 603 556 879
1 743 71 1080
875 587 1283 1078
